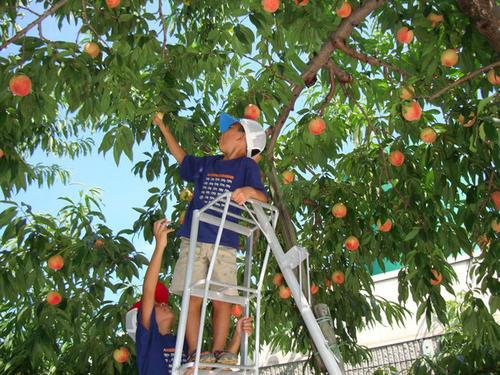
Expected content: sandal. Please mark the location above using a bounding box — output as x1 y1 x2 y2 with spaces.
187 349 216 369
214 350 238 366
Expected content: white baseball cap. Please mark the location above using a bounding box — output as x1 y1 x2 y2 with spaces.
219 113 266 157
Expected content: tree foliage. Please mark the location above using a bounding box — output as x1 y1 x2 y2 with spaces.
0 0 499 373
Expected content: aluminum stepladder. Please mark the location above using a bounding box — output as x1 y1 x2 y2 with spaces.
172 192 345 375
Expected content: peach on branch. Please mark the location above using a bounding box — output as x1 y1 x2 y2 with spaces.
262 0 280 13
402 101 422 121
9 74 32 96
308 117 326 135
441 49 458 67
84 42 100 58
331 203 347 218
244 104 261 120
113 347 129 363
336 2 352 18
396 27 414 44
48 255 64 270
332 271 345 285
344 236 359 251
389 150 405 167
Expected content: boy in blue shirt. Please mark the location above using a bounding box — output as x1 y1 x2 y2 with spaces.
127 219 254 374
152 112 267 364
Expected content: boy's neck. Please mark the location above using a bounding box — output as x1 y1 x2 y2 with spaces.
222 150 246 160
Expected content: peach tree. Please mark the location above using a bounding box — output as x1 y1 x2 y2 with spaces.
0 0 499 373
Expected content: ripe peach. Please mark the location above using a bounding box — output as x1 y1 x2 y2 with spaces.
427 13 444 28
294 0 308 5
308 117 326 135
487 70 500 85
399 86 414 101
458 114 475 128
278 286 291 299
491 218 500 233
94 238 105 248
331 203 347 218
0 149 4 158
262 0 280 13
273 273 284 287
113 347 129 363
332 271 345 285
396 27 414 44
244 104 261 120
402 101 422 121
9 74 32 96
47 291 62 305
336 2 352 18
420 127 437 144
84 42 100 58
344 236 359 251
430 269 443 286
441 49 458 67
491 191 500 210
377 219 392 233
389 150 404 167
310 283 319 295
179 210 186 225
179 189 193 201
48 255 64 270
282 170 295 185
106 0 121 9
231 304 243 318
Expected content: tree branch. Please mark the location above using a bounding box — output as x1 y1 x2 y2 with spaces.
426 60 500 100
158 0 168 61
318 61 337 116
0 0 69 51
81 0 110 49
456 0 500 53
334 39 409 77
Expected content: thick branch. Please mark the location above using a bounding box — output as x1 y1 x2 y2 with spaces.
334 40 409 77
457 0 500 53
0 0 69 51
426 60 500 100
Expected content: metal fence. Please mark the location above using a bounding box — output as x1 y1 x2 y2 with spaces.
259 335 442 375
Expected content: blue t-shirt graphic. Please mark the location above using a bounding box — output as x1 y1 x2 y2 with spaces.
136 308 187 375
177 155 267 249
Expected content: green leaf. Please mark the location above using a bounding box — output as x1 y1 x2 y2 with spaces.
403 227 420 241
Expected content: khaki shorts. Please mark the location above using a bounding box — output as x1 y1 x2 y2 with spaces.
170 237 238 296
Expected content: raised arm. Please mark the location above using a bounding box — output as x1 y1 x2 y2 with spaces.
141 219 174 331
153 112 187 164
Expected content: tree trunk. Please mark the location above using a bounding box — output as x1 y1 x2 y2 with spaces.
457 0 500 52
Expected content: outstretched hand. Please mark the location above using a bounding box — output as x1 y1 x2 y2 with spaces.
152 112 165 127
153 219 174 248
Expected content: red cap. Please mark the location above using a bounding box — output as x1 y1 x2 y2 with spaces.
129 282 169 310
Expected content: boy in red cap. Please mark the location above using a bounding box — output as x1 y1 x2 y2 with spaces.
127 219 253 374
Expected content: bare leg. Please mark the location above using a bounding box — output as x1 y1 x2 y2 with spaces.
212 300 231 352
186 296 202 353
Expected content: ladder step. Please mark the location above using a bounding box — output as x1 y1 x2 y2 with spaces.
199 212 255 237
179 361 257 373
190 287 252 305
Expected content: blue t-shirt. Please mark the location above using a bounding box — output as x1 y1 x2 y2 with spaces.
136 308 187 375
177 155 267 249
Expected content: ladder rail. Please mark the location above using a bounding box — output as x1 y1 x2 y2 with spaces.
193 194 233 375
251 203 344 375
